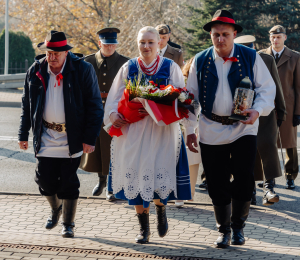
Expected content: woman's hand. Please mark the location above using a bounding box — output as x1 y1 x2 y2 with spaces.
110 112 128 128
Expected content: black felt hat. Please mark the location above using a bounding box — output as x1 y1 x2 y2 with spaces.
37 30 73 52
203 10 243 33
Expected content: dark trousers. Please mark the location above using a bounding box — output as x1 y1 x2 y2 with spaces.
285 147 299 180
35 157 81 200
200 135 256 206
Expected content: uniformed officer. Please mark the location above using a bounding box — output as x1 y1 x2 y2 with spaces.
234 35 286 206
260 25 300 190
79 28 129 200
155 24 184 67
166 25 182 49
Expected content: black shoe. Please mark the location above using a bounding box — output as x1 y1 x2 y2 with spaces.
106 191 117 202
286 179 295 190
251 190 257 206
155 205 168 238
231 200 250 246
199 180 208 190
92 177 107 196
135 212 150 244
213 204 231 248
232 228 245 245
45 195 62 230
257 181 264 188
61 199 77 238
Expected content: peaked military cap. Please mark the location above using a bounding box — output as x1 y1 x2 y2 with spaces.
37 30 73 52
269 25 286 35
203 10 243 33
234 35 256 44
97 27 120 44
156 24 170 35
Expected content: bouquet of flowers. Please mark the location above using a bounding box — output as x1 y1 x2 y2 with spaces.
105 79 198 137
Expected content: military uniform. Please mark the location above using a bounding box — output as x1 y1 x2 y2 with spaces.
260 25 300 187
79 51 129 175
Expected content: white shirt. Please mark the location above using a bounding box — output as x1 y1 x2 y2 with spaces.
158 45 168 56
37 59 82 158
272 47 285 58
184 44 276 145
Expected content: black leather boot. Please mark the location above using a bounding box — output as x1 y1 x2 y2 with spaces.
135 212 150 244
213 204 231 248
251 186 257 206
61 199 77 238
231 199 251 245
155 204 168 238
263 179 279 206
45 195 62 229
92 175 107 196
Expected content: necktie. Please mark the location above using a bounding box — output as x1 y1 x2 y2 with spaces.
275 53 280 64
55 73 63 87
222 57 238 64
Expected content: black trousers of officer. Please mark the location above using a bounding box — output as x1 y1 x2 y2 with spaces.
35 157 81 200
200 135 256 206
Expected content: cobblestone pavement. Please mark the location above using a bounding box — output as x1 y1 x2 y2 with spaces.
0 195 300 260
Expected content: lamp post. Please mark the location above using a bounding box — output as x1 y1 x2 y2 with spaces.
4 0 9 75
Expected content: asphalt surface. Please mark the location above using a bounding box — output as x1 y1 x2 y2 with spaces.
0 93 299 213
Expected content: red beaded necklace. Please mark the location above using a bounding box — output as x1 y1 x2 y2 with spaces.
138 55 160 76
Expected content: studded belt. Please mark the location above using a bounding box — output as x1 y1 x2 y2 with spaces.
211 113 238 125
42 119 67 133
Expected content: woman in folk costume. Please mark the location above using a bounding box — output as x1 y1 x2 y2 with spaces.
104 26 192 244
175 57 202 207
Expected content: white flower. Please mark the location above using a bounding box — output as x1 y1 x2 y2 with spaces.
139 86 146 92
178 92 187 102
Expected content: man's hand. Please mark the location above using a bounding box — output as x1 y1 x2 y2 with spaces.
110 112 128 128
293 115 300 127
83 143 95 154
186 134 199 153
18 141 28 150
240 109 259 125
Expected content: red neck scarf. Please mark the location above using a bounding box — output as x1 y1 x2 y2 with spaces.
138 56 160 75
55 73 63 87
222 57 238 64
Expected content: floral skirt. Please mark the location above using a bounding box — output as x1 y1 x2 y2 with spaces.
107 136 192 208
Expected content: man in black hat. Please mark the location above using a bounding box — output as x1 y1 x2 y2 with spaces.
79 28 129 201
260 25 300 190
185 10 276 248
18 30 103 238
234 35 286 206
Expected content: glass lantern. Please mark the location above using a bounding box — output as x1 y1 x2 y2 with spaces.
229 76 255 121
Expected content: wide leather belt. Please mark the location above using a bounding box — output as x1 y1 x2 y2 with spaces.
43 119 67 133
211 113 238 125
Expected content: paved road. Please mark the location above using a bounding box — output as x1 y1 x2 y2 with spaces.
0 89 300 213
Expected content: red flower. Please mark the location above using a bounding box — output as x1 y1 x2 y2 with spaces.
184 99 192 105
149 89 158 93
149 81 158 87
160 84 174 91
174 89 181 93
159 84 166 89
189 93 194 99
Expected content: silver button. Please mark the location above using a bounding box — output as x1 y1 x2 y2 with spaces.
104 64 107 67
204 86 207 88
103 73 106 76
103 82 106 85
238 64 241 66
240 74 243 76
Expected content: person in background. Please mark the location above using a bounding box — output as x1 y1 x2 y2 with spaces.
175 57 202 207
260 25 300 190
234 35 286 206
156 24 184 67
79 27 129 201
166 25 182 49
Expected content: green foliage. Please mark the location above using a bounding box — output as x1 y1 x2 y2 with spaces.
184 0 300 57
0 29 36 64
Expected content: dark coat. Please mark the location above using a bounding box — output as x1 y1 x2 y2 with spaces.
18 52 103 156
168 40 181 49
164 45 183 67
79 51 129 174
254 52 286 181
260 46 300 148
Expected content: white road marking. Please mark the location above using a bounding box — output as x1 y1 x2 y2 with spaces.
0 136 33 141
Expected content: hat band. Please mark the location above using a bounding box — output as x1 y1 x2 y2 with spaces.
212 17 235 24
45 40 67 48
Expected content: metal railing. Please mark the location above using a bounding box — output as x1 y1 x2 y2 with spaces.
0 60 29 75
0 73 26 89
